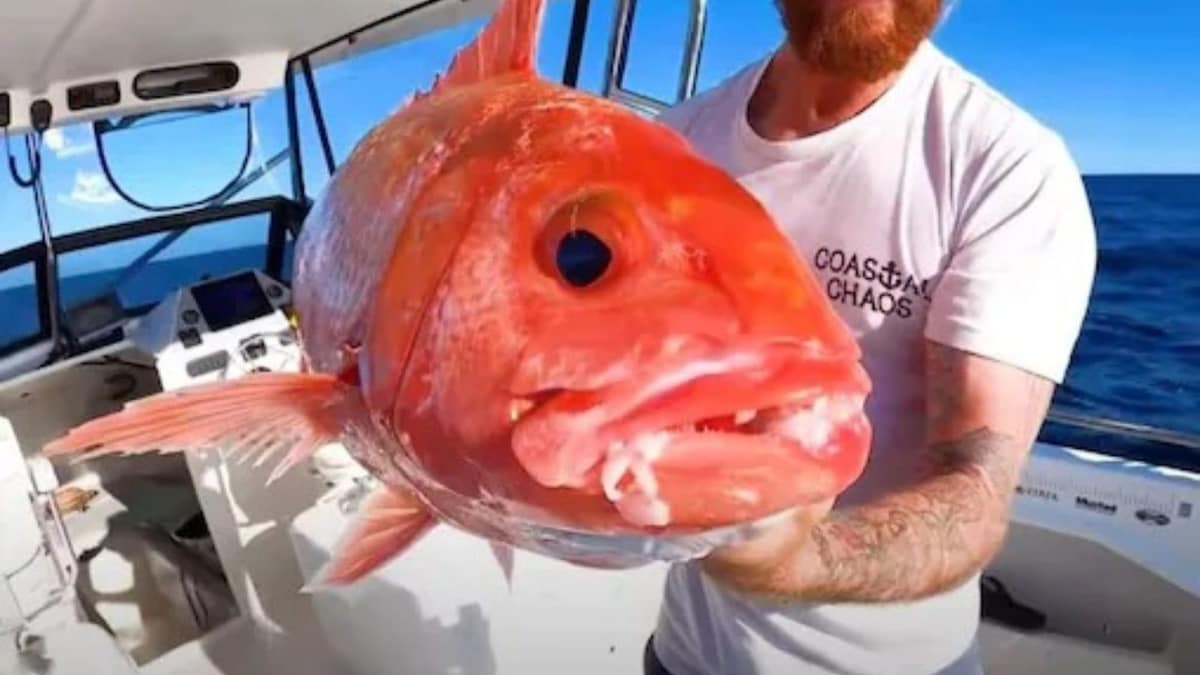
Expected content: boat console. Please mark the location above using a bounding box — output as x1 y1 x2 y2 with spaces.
128 269 296 387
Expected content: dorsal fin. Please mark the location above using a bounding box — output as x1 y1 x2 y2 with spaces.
429 0 545 95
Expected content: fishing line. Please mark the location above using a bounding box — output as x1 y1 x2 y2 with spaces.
4 128 41 187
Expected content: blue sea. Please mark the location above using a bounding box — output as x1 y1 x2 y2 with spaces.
1 175 1197 458
1051 176 1200 434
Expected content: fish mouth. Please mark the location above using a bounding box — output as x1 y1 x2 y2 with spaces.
508 339 872 531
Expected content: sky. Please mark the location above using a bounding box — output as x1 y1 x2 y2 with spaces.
0 0 1198 266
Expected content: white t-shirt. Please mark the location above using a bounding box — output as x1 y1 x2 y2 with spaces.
650 40 1097 675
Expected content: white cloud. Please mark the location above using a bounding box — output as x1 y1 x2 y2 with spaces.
60 170 120 206
42 127 94 159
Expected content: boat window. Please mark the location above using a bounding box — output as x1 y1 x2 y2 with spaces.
0 144 47 355
40 105 290 237
0 152 42 248
0 259 42 352
611 0 696 104
55 212 281 314
585 0 783 115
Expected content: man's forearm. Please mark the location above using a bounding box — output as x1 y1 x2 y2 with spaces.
794 426 1016 603
705 426 1019 603
702 343 1053 604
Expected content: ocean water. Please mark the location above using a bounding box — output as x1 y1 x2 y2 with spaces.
1 175 1197 457
1049 175 1200 438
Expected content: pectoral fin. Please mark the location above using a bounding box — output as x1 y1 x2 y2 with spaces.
41 371 360 486
489 541 516 590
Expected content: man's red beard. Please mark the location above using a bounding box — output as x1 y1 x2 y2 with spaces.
776 0 942 82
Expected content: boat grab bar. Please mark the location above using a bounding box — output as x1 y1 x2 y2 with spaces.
602 0 708 116
1044 409 1200 452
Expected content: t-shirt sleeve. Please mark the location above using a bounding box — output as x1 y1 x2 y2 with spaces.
925 130 1098 384
655 98 704 137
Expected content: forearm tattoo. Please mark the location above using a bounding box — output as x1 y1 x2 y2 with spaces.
787 347 1050 604
799 427 1016 604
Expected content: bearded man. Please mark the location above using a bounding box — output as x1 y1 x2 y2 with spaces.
644 1 1097 673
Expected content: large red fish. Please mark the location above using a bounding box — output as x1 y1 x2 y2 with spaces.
42 0 872 585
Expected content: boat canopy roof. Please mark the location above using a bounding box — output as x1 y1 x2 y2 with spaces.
0 0 500 134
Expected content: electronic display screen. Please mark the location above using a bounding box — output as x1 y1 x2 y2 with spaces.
190 271 274 332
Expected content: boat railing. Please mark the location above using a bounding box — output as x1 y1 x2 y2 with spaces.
1044 409 1200 453
602 0 708 116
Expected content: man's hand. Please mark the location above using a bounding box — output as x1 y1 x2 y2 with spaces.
702 497 834 583
699 339 1056 603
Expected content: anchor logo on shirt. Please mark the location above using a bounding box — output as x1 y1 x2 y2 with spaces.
876 261 904 291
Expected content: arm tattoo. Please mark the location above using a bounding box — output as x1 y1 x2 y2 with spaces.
799 427 1016 604
777 345 1051 604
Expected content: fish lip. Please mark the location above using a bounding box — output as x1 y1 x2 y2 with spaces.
505 336 855 401
507 337 870 492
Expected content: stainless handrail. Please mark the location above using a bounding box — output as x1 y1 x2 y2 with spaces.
27 134 62 360
602 0 708 116
1044 409 1200 452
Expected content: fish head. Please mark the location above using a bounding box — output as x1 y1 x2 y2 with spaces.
473 98 875 532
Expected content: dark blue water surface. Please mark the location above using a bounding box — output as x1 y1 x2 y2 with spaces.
1049 175 1200 439
1 175 1197 448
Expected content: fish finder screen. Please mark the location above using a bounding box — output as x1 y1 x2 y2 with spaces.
190 271 275 332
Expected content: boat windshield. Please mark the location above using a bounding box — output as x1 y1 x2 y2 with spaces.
1 0 1197 468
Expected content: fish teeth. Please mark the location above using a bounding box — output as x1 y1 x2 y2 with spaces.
770 394 869 455
777 406 833 450
601 432 667 505
729 488 760 505
734 409 757 425
630 459 658 499
661 335 688 356
614 492 671 527
601 442 632 502
632 431 669 462
508 398 535 423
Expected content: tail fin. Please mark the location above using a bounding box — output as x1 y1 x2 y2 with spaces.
426 0 545 96
41 372 358 486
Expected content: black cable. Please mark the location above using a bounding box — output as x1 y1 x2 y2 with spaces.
5 129 40 188
78 355 156 371
91 103 255 212
5 99 52 188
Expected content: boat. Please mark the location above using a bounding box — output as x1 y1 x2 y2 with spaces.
1 1 1196 673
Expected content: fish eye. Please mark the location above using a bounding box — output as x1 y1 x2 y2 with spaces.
555 229 612 287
